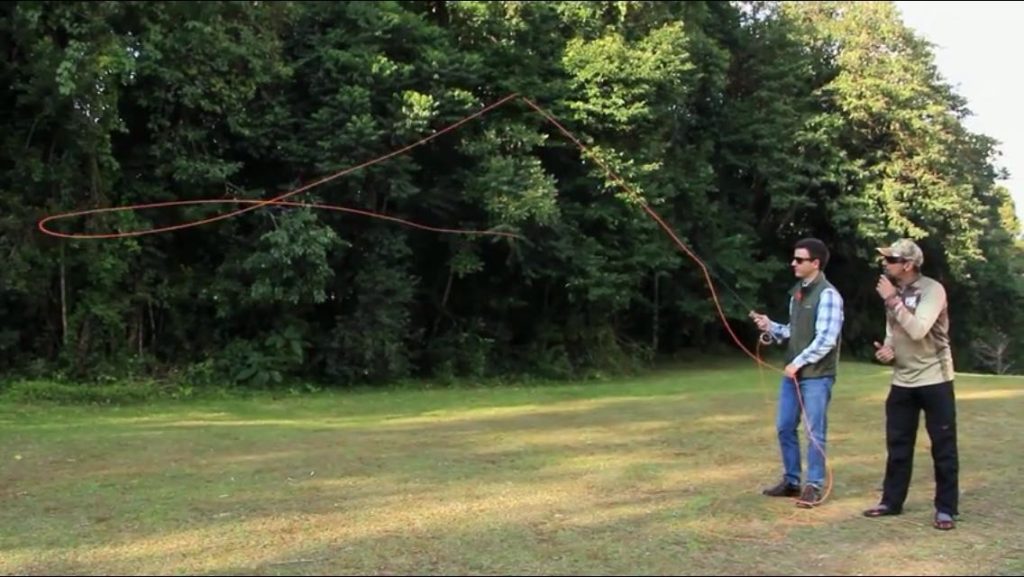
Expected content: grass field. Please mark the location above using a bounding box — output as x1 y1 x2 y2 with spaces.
2 360 1022 575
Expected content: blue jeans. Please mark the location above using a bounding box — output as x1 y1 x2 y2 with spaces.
776 375 834 488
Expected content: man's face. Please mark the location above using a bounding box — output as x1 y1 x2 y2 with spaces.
791 248 818 279
881 255 910 281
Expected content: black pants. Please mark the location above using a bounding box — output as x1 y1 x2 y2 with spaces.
880 381 959 516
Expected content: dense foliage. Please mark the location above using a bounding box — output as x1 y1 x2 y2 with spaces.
2 1 1021 389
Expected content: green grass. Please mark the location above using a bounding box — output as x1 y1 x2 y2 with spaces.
2 360 1022 575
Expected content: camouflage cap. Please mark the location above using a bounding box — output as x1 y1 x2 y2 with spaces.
877 238 924 267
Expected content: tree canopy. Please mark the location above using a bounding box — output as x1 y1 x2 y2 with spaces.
2 1 1021 388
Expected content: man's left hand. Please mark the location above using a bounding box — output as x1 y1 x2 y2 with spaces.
784 364 800 380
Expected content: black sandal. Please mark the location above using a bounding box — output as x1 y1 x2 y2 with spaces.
933 512 956 531
863 504 900 517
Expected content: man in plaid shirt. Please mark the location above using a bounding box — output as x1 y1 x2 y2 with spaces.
750 238 845 507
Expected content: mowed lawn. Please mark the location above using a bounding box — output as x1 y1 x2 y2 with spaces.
1 360 1022 576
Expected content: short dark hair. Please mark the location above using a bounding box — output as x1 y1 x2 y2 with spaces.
794 238 830 269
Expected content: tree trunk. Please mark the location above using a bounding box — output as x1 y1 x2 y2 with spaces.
76 317 91 366
652 271 660 353
432 266 455 338
148 299 157 350
138 309 144 357
60 246 68 347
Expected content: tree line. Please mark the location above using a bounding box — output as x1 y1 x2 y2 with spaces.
1 1 1021 390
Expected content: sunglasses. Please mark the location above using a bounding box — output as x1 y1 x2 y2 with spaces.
882 256 906 264
791 256 815 264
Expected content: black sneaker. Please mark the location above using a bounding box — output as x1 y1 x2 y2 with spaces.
795 484 822 508
762 479 801 497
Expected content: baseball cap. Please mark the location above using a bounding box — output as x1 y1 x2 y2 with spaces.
876 238 924 267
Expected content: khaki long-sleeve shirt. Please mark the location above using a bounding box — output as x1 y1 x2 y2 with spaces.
883 274 955 387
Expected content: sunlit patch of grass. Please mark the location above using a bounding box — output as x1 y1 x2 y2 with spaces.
2 360 1022 575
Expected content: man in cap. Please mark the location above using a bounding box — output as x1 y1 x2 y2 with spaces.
863 238 960 531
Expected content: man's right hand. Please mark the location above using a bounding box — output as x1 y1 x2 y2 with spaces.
749 311 771 333
873 341 895 364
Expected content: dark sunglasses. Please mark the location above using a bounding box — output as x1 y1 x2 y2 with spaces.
791 256 815 264
882 256 906 264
